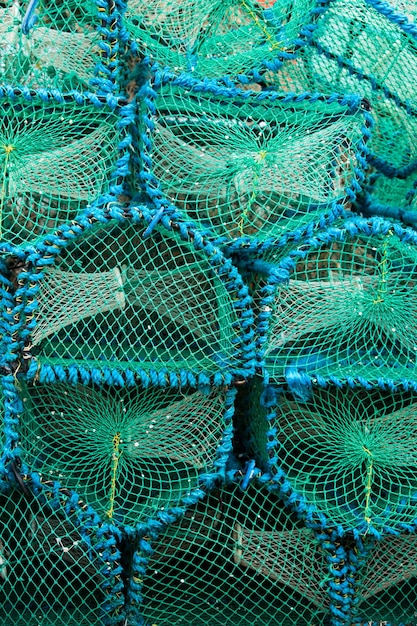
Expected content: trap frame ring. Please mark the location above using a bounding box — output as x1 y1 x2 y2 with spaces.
136 64 373 251
8 202 255 389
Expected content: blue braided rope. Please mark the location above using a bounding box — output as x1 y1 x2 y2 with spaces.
364 0 417 40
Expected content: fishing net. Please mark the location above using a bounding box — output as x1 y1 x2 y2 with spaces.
139 76 369 244
0 479 123 626
127 481 332 626
27 216 249 382
259 218 417 384
350 533 417 625
269 0 417 222
0 91 122 247
125 0 316 80
0 0 115 92
249 382 417 534
18 381 234 525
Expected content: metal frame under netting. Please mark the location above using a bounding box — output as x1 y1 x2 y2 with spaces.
0 87 135 248
9 204 254 387
0 0 121 94
256 216 417 387
0 476 124 626
137 68 372 248
16 380 236 527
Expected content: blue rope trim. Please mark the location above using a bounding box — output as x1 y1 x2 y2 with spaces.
256 215 417 386
90 0 122 96
0 375 23 478
19 201 255 383
138 64 371 249
0 84 123 110
364 0 417 41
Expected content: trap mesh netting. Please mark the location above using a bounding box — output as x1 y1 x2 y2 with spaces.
247 381 417 534
0 0 116 92
259 218 417 384
18 381 234 525
23 215 250 382
124 0 315 79
139 75 369 243
126 480 331 626
0 479 124 626
0 91 123 246
266 0 417 223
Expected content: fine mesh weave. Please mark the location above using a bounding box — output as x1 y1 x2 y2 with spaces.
261 219 417 383
0 0 107 92
267 0 417 220
251 384 417 534
0 480 123 626
0 92 120 246
128 481 330 626
140 77 368 243
29 220 244 379
353 533 417 625
125 0 315 79
19 382 232 525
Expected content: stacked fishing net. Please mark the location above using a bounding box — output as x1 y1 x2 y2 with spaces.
1 1 417 626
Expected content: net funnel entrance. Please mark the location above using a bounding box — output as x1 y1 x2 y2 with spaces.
140 76 369 244
251 384 417 534
19 382 234 525
0 0 115 92
29 217 249 381
260 218 417 384
0 92 121 247
125 0 315 80
0 480 123 626
128 481 330 626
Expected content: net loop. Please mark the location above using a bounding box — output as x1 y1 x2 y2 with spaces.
21 0 40 35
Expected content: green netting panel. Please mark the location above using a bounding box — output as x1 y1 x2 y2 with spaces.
0 0 115 92
260 218 417 383
353 534 417 625
19 382 234 525
128 482 331 625
29 217 248 381
140 78 369 243
0 92 121 246
0 481 123 626
125 0 315 80
362 172 417 228
250 383 417 534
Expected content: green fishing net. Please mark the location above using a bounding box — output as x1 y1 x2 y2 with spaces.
0 92 120 246
261 221 417 383
128 481 331 626
0 480 123 626
0 0 108 92
28 219 243 378
141 79 367 242
19 382 232 525
125 0 315 79
266 0 417 218
352 533 417 625
249 383 417 534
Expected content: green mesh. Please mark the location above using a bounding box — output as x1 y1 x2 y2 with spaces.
125 0 314 79
19 382 230 524
0 94 119 246
354 534 417 625
30 221 240 376
262 224 417 382
0 0 105 91
250 384 417 533
0 482 122 626
131 482 330 625
143 82 366 241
